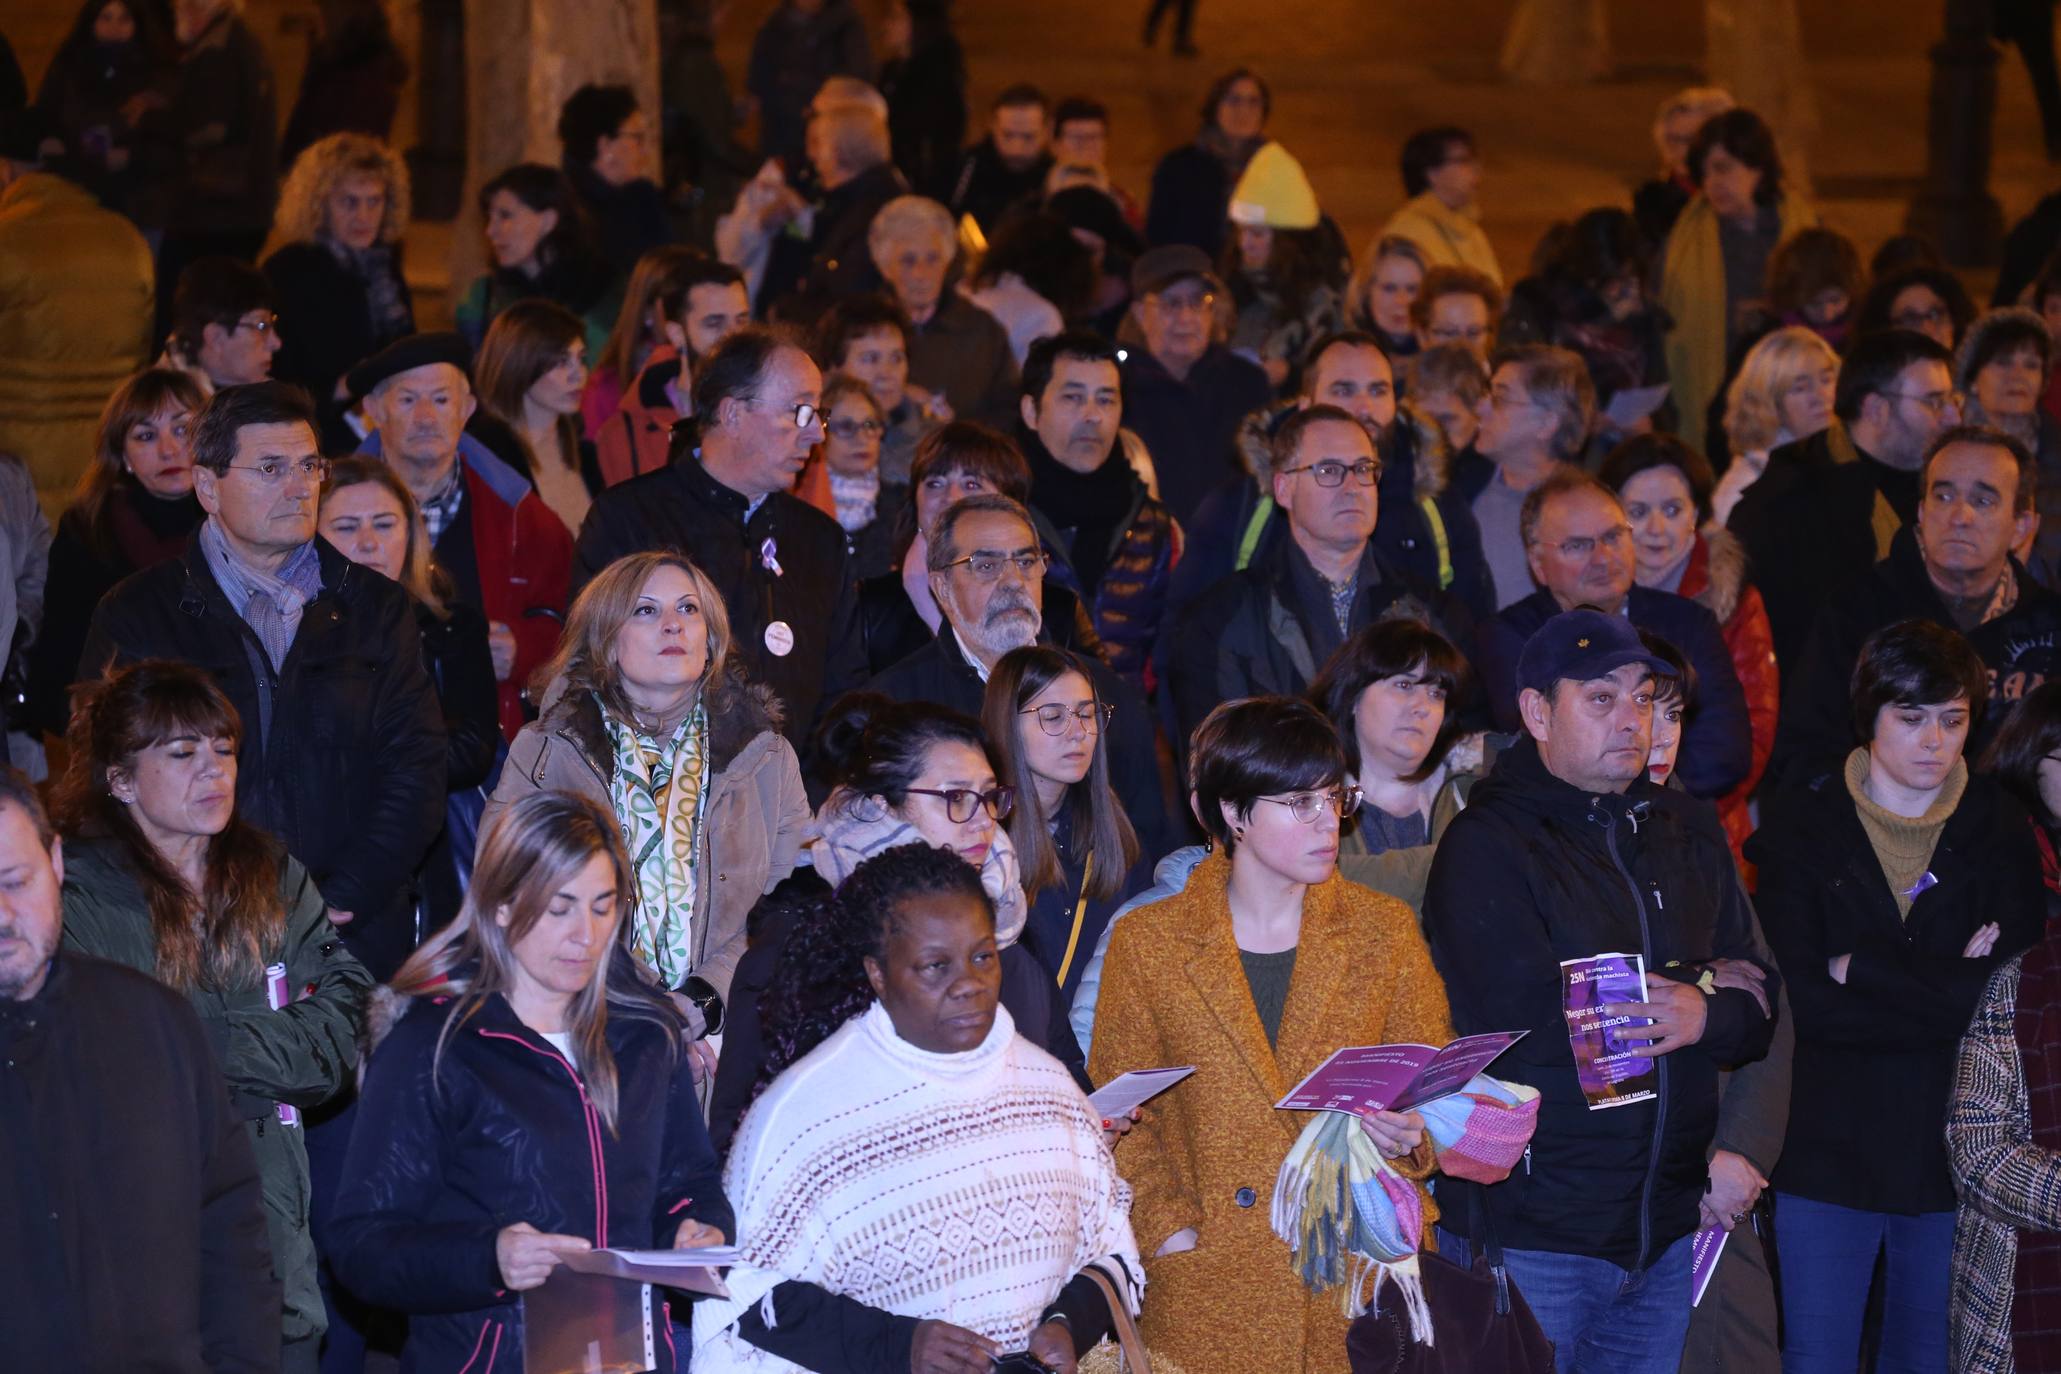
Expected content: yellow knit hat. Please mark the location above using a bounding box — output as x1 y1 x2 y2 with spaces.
1228 141 1320 230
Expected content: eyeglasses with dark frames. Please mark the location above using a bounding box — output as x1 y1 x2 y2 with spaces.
903 786 1016 823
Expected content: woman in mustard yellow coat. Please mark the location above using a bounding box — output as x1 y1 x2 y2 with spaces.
1089 697 1457 1374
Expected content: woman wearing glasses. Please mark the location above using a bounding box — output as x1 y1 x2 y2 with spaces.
818 374 904 580
483 549 809 1058
984 646 1150 1005
1090 695 1457 1372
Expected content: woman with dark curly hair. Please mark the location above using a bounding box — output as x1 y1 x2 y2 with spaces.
1855 263 1977 353
698 840 1142 1374
455 162 621 356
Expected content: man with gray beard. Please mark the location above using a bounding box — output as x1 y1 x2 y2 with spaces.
864 492 1177 854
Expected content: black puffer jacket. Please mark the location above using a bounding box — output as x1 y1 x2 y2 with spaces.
1422 739 1779 1269
331 985 733 1374
78 537 448 980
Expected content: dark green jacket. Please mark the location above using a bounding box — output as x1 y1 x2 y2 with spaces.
59 836 370 1342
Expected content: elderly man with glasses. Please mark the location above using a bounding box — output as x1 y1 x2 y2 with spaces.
1165 404 1469 751
868 491 1177 856
575 326 865 750
1472 467 1753 801
78 380 446 980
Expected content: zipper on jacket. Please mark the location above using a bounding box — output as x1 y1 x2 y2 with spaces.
478 1030 610 1247
1601 806 1667 1273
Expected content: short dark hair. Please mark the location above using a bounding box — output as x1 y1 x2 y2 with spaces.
1188 696 1347 854
1687 108 1782 205
1766 227 1865 317
657 258 747 325
171 257 275 354
692 326 788 424
190 382 318 473
1835 328 1954 425
1855 266 1976 346
0 764 53 849
1021 330 1120 405
476 163 594 271
1639 630 1697 709
1960 310 2053 385
1850 618 1990 742
1540 207 1648 293
1272 403 1374 477
558 83 639 169
991 83 1048 115
1401 126 1475 198
1052 96 1109 135
1202 68 1271 129
1298 330 1393 394
814 693 990 805
1308 617 1471 781
812 294 914 372
1599 433 1717 524
927 492 1037 568
908 422 1032 504
1921 423 2037 514
1980 679 2061 820
1411 265 1504 329
1520 466 1620 551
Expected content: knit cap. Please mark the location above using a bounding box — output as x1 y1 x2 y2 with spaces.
1228 141 1321 230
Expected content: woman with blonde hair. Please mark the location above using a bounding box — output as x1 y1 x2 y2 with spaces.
1714 324 1838 525
331 790 733 1373
27 367 207 738
484 550 807 1028
262 131 415 447
473 299 603 531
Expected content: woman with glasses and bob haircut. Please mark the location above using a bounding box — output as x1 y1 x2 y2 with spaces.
1088 694 1458 1374
984 646 1148 1004
331 791 733 1373
483 549 808 1047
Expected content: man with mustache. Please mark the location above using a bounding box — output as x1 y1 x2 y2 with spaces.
866 492 1175 855
351 330 573 741
0 767 280 1370
1017 330 1176 689
1770 426 2061 790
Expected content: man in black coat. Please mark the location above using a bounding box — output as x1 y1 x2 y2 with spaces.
79 382 446 981
864 493 1176 858
0 769 280 1371
1770 426 2061 790
762 102 907 325
1165 405 1468 748
1423 609 1779 1373
1475 468 1752 800
944 84 1053 232
1728 328 1962 671
574 329 866 750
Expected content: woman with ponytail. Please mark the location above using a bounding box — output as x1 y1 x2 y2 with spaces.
53 658 372 1373
328 789 733 1374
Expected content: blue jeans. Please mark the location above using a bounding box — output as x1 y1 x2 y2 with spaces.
1774 1193 1952 1374
1435 1227 1696 1374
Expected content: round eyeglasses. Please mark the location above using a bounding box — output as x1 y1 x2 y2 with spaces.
904 786 1016 824
1020 701 1115 736
1255 786 1364 825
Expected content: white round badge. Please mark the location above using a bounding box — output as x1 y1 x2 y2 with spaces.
763 620 796 657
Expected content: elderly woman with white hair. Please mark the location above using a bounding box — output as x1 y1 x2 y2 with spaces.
262 131 416 448
869 194 1021 426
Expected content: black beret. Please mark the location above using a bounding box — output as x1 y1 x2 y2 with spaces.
346 331 474 400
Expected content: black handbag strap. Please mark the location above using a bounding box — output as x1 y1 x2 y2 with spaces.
1469 1182 1513 1317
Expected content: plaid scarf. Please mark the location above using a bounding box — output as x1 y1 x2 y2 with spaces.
417 462 466 547
2014 936 2061 1367
197 517 321 671
606 702 710 987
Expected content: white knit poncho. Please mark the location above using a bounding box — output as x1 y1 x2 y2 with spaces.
693 1003 1142 1371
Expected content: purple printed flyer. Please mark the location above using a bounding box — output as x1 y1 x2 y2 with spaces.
1273 1032 1526 1117
1560 952 1658 1110
1690 1226 1729 1307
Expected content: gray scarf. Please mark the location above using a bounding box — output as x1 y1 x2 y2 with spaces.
199 517 322 670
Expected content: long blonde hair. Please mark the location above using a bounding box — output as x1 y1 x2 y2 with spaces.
390 790 677 1132
319 455 449 618
271 132 411 248
531 551 734 722
1724 325 1839 455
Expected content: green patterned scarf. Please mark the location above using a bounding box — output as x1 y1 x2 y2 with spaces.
606 700 710 986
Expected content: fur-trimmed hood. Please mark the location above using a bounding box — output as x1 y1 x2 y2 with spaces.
531 665 785 777
1693 526 1749 626
1233 398 1452 503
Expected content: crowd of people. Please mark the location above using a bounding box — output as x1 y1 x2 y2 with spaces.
16 4 2061 1374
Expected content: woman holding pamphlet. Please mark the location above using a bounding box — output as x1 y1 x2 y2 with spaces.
1751 620 2045 1374
1089 696 1475 1372
54 660 373 1374
329 791 733 1374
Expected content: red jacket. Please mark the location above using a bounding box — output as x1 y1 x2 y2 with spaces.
595 349 684 488
461 460 572 739
1681 528 1778 879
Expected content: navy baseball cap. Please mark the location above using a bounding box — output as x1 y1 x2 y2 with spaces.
1515 608 1675 696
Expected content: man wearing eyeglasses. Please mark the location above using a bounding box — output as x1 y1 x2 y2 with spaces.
79 381 447 981
1473 468 1752 801
576 327 866 751
1165 404 1465 749
1459 343 1591 612
1729 328 1960 672
1118 244 1273 525
866 492 1176 856
1423 608 1778 1374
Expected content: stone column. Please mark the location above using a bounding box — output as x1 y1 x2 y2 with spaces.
451 0 661 284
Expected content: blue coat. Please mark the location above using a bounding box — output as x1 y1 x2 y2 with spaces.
1474 586 1754 800
330 987 732 1374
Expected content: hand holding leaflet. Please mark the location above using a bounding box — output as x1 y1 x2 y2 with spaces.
1273 1032 1526 1117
